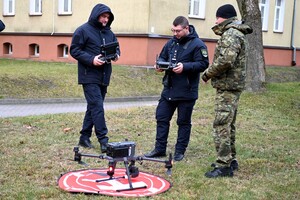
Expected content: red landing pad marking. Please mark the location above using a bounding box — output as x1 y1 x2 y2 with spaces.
58 168 171 197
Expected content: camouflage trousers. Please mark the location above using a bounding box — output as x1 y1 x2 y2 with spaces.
212 89 242 167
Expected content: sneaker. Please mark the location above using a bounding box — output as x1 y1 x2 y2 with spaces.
205 166 233 178
78 139 94 149
144 149 166 158
231 160 239 171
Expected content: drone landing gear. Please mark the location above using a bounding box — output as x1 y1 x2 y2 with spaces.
95 157 147 192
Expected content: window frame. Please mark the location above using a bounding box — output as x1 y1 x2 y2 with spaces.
8 43 12 54
259 0 269 31
188 0 206 19
273 0 285 33
29 0 42 16
63 45 69 58
3 0 15 16
34 44 40 56
58 0 72 15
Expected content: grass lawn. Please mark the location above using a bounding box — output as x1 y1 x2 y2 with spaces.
0 59 299 199
0 59 162 99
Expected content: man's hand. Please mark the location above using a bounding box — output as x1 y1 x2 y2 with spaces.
93 55 105 66
154 64 164 72
201 72 209 83
112 54 120 62
172 62 183 74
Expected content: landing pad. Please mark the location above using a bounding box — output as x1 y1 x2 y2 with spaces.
58 168 171 197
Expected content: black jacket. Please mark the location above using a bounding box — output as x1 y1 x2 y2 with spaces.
159 25 209 100
70 4 120 85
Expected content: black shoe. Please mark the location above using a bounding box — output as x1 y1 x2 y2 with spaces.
231 160 239 171
174 152 184 161
78 139 94 148
205 166 233 178
144 149 166 158
100 143 107 153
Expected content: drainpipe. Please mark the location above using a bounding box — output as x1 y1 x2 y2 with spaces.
291 0 296 66
51 0 55 35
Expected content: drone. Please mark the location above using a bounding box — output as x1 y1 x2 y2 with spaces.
73 140 173 192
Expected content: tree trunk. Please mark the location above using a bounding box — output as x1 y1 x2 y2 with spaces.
236 0 266 92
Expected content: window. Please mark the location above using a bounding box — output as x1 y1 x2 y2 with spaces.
274 0 285 32
259 0 269 31
3 42 13 54
3 0 15 16
29 0 42 15
58 0 72 15
188 0 206 19
29 44 39 56
57 44 69 58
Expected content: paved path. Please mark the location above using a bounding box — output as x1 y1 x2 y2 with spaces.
0 97 159 118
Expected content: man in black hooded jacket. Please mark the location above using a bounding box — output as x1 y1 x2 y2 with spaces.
145 16 209 161
70 4 120 153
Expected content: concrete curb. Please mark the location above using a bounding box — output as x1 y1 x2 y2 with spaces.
0 96 160 105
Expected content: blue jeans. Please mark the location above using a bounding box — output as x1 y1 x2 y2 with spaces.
80 84 108 144
155 97 196 154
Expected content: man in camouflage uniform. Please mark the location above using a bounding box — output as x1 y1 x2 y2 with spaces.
201 4 252 178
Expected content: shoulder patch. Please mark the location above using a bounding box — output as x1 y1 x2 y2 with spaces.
201 48 208 57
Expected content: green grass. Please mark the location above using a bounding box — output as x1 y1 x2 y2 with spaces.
0 59 162 99
0 59 300 199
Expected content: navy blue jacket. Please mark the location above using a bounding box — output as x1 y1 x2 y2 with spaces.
0 20 5 32
70 4 120 86
159 25 209 100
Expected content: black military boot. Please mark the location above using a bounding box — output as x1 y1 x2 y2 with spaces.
78 139 94 149
231 160 239 171
144 149 166 158
205 165 233 178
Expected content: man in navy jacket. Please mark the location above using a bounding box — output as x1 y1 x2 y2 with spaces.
70 4 120 153
0 20 5 32
145 16 209 161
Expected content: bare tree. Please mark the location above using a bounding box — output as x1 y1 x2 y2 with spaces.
236 0 266 92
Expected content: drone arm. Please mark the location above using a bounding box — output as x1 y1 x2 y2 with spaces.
78 153 107 159
73 146 113 162
136 156 167 163
136 154 173 170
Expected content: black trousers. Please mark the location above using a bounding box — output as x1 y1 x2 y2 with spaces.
155 97 196 154
80 84 109 144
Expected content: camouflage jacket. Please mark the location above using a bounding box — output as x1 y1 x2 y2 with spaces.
202 17 252 91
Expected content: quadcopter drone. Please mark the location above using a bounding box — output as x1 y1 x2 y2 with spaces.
73 141 173 192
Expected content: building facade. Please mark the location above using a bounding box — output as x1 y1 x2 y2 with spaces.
0 0 299 66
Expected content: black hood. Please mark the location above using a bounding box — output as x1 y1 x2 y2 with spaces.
173 25 199 44
88 4 114 29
